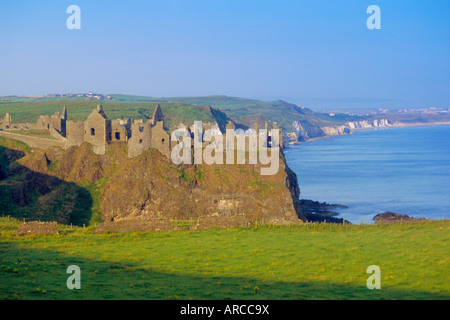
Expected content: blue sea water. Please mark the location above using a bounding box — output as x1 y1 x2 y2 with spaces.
285 125 450 224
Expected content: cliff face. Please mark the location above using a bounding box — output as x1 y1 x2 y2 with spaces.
321 119 392 137
290 121 327 141
99 149 302 224
0 138 303 227
346 119 391 129
285 118 394 142
320 125 351 136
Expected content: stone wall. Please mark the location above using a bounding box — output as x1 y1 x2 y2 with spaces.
36 115 51 129
128 121 152 158
151 121 170 157
111 120 128 142
51 113 63 133
49 127 66 141
36 108 66 136
0 131 65 149
65 120 85 148
16 221 59 235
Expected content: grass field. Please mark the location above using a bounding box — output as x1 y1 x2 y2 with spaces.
0 217 448 300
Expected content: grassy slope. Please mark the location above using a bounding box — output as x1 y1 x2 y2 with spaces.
109 94 268 109
109 94 362 128
0 217 448 300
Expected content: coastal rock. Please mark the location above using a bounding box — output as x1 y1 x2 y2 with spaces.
290 120 326 142
373 211 427 224
298 199 351 224
320 119 392 137
347 119 391 129
321 125 351 136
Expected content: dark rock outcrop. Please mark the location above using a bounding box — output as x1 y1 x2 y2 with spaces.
373 212 427 224
298 199 351 224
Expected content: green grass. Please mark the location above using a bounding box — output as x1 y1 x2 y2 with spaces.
109 95 355 128
108 94 266 109
0 136 30 154
79 178 109 226
0 217 448 300
169 220 198 229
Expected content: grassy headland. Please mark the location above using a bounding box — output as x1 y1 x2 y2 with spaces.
0 217 448 300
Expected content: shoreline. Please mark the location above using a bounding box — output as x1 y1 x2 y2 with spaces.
350 121 450 132
287 121 450 146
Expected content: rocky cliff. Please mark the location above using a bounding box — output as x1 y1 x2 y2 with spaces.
99 148 303 225
285 118 395 143
0 137 304 228
289 120 327 141
321 119 392 137
347 119 392 129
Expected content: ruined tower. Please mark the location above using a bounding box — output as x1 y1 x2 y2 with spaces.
83 105 111 155
4 113 12 129
62 105 67 120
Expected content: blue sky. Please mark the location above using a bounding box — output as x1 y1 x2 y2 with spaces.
0 0 448 109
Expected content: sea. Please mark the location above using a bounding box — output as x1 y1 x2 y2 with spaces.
285 124 450 224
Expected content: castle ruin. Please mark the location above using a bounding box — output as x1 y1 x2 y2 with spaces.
0 104 171 158
0 104 282 160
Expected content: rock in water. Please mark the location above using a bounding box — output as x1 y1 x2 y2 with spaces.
373 212 427 224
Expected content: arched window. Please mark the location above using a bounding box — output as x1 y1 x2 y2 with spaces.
91 128 95 136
